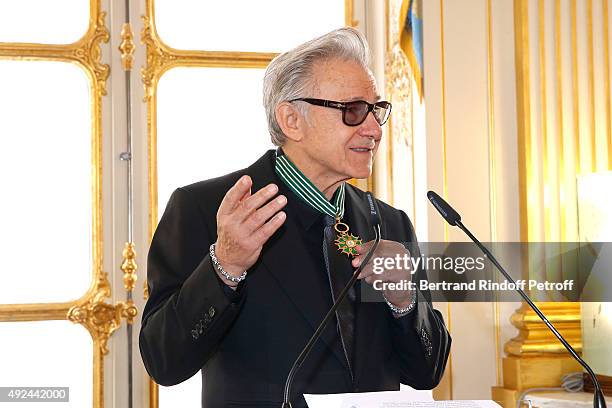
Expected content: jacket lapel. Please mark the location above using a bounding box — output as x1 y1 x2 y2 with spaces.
245 150 350 371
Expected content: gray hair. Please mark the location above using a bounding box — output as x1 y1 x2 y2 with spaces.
262 27 371 146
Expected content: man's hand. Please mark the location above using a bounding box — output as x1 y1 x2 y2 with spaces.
352 240 414 308
214 175 287 286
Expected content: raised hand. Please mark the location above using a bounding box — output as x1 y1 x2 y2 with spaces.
214 175 287 287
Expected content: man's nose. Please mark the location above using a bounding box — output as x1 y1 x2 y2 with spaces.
359 111 383 139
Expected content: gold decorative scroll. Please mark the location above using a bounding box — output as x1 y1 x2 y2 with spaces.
385 0 413 144
119 23 135 71
76 11 110 95
385 45 413 147
121 242 138 291
67 274 136 408
140 13 276 102
0 11 110 96
123 299 138 324
68 272 137 355
383 0 417 214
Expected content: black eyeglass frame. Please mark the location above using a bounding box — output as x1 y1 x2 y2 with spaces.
289 97 392 126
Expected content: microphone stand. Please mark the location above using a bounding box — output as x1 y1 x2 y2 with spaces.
281 223 381 408
427 191 606 408
456 221 606 408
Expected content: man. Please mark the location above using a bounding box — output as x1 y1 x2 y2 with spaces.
140 27 450 407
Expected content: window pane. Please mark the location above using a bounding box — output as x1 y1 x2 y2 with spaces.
0 321 92 407
154 0 345 52
0 60 92 304
157 67 273 214
0 1 89 44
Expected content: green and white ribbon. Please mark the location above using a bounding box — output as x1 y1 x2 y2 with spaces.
275 152 345 220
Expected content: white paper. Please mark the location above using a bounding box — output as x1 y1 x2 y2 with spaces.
305 389 431 408
304 390 500 408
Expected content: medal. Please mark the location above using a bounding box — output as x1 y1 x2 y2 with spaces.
275 150 363 257
334 218 362 257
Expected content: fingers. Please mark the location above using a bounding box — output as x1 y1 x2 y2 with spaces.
353 241 414 287
239 184 252 203
353 254 375 280
252 211 287 246
351 240 375 269
244 194 287 232
218 175 252 216
356 258 383 281
354 240 374 254
215 175 288 273
219 176 283 225
240 183 280 216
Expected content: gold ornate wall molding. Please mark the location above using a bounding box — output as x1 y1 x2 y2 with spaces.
0 8 110 96
66 271 136 408
68 272 137 355
139 12 276 102
121 242 138 292
383 0 418 215
385 40 414 158
0 1 138 407
120 23 136 71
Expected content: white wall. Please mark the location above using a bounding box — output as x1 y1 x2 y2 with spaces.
423 0 521 400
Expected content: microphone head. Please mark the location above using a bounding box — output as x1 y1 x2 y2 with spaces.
365 192 381 227
427 191 461 226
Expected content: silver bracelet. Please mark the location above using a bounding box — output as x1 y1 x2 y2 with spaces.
383 290 416 315
209 244 247 284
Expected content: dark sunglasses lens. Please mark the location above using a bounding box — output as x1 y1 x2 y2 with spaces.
373 102 391 125
344 101 369 125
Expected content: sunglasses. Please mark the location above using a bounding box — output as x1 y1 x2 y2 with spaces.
290 98 392 126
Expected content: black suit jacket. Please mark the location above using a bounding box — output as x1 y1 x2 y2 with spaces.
140 150 451 407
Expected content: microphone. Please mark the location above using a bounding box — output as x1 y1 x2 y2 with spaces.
282 192 382 408
427 191 461 226
427 191 607 408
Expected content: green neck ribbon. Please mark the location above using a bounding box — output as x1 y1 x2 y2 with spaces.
274 152 345 220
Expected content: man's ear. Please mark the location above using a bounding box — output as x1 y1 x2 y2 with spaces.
275 102 304 142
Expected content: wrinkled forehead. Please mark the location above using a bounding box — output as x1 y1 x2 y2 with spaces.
309 58 379 100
